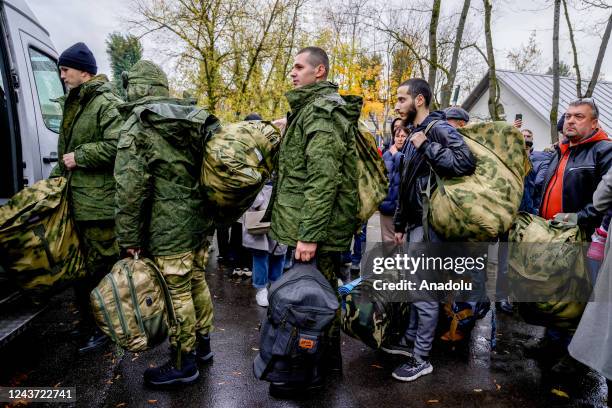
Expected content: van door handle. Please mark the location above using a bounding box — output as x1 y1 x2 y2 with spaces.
43 156 59 163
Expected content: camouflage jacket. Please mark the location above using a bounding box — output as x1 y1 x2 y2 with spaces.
114 98 219 256
50 75 123 221
269 81 360 252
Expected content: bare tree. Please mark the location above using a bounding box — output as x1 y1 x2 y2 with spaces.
550 0 561 144
562 0 582 97
428 0 441 108
483 0 501 120
440 0 471 108
585 12 612 97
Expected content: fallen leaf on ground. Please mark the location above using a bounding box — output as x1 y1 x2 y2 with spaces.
115 374 121 380
427 400 439 403
218 382 226 385
106 380 113 385
115 403 127 408
53 382 61 388
473 389 482 392
496 384 501 391
232 371 242 376
551 388 569 398
131 356 139 362
147 400 158 404
370 364 383 369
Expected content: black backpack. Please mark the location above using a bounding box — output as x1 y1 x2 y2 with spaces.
253 263 339 385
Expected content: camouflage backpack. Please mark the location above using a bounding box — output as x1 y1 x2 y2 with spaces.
201 121 281 222
508 212 590 331
341 278 410 349
91 256 178 352
0 177 85 298
354 121 388 223
428 121 531 241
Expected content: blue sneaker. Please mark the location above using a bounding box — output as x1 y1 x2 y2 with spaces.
144 351 199 387
391 358 433 382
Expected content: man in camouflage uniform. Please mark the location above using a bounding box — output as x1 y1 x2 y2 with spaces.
50 42 123 353
114 60 218 387
269 47 361 390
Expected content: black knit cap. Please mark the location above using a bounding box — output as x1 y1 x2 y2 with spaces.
58 42 97 75
557 113 565 132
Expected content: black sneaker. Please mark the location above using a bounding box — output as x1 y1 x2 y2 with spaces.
78 328 109 354
550 354 587 378
392 358 433 382
381 340 414 357
523 336 565 360
196 334 213 364
144 351 199 387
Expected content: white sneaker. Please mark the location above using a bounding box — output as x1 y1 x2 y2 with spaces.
256 287 269 307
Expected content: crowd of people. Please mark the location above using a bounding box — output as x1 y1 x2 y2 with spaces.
48 39 611 399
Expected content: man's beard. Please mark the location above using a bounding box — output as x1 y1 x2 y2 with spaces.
405 102 417 125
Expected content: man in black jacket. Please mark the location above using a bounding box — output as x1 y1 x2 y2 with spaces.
531 98 612 377
383 78 475 382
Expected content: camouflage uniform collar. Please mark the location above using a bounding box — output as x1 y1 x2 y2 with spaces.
67 74 111 102
285 80 338 112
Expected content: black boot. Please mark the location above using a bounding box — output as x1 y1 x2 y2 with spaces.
78 327 109 354
196 333 213 364
144 350 199 387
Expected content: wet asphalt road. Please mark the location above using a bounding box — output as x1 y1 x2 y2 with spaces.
1 216 609 408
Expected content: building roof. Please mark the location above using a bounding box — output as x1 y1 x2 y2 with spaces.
462 69 612 132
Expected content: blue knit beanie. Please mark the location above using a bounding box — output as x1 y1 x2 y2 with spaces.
58 42 97 75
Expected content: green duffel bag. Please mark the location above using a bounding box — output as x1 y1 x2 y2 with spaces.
0 177 85 298
91 256 178 352
355 120 388 224
201 121 281 222
428 121 531 241
508 212 590 331
341 278 410 349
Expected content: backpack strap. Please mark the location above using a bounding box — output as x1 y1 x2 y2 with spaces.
419 120 446 243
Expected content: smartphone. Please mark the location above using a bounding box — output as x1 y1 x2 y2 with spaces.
515 113 523 121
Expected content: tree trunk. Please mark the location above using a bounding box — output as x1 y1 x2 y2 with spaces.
562 0 582 97
441 0 471 108
428 0 441 108
483 0 500 120
585 12 612 97
550 0 561 144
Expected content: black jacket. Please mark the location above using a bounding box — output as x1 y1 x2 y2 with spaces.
393 111 476 232
539 131 612 235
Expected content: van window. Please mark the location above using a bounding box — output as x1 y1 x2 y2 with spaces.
28 48 63 133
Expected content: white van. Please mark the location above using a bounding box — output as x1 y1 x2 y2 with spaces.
0 0 64 204
0 0 64 345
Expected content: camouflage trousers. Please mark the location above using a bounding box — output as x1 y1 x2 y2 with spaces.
316 250 343 342
75 220 119 328
154 242 214 353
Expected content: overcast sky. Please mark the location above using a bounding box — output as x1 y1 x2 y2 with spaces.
25 0 612 86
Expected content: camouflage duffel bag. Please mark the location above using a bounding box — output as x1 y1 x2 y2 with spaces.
355 121 388 223
508 212 589 331
91 256 178 352
341 278 410 349
429 122 531 241
201 121 281 222
0 177 85 297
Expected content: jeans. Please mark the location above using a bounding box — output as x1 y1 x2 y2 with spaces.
252 249 284 289
401 226 441 358
342 222 367 266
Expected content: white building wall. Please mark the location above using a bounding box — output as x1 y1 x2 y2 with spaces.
466 84 554 152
